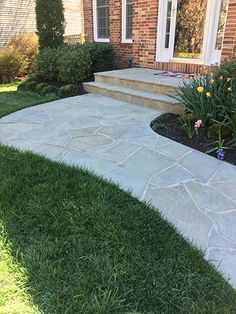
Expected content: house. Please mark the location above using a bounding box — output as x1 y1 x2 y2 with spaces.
0 0 84 46
83 0 236 73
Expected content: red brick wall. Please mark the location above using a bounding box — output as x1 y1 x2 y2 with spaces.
83 0 93 42
131 0 159 68
222 0 236 59
83 0 236 73
83 0 132 67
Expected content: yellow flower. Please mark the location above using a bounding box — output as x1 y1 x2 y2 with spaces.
206 92 211 97
227 78 231 82
228 87 232 92
219 76 224 80
210 79 214 85
197 86 204 93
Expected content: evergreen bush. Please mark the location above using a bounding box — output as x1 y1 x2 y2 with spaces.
35 0 65 49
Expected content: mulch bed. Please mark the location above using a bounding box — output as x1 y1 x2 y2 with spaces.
151 113 236 166
38 76 95 96
18 75 95 97
41 80 87 96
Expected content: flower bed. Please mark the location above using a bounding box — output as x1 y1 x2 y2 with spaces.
151 113 236 165
151 61 236 165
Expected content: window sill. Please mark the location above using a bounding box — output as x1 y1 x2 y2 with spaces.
94 38 110 43
121 39 133 44
169 58 204 65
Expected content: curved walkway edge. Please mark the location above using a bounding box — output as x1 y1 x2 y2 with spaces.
0 94 236 288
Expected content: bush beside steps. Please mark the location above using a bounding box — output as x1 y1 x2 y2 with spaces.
18 76 84 98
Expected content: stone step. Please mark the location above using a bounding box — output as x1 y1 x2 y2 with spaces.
94 68 182 96
83 82 185 114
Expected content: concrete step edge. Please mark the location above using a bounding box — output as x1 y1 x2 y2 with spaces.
94 72 179 91
83 82 180 105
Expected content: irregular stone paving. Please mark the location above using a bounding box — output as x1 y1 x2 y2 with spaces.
0 94 236 288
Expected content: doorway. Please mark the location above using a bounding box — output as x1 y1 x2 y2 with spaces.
156 0 228 65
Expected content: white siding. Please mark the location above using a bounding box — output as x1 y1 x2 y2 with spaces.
0 0 83 46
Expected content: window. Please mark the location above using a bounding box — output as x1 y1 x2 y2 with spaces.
93 0 109 42
122 0 133 43
164 0 172 49
215 0 228 50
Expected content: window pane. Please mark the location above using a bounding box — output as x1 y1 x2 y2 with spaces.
174 0 207 59
126 0 133 39
97 0 109 38
215 0 228 50
165 0 172 49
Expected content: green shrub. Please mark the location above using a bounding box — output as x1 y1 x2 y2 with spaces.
84 43 115 73
40 85 58 96
35 82 48 92
37 48 60 80
215 59 236 79
35 0 65 49
17 75 38 91
58 84 79 98
18 80 27 91
26 75 38 82
24 80 38 92
0 48 23 83
58 46 91 83
36 43 113 83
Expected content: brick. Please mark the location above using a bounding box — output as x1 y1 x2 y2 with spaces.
83 0 236 72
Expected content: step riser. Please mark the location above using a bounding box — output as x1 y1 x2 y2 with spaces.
83 83 185 115
95 74 177 96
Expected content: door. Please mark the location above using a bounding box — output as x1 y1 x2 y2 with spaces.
156 0 228 65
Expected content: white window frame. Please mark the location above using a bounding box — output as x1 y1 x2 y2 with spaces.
93 0 110 43
156 0 228 65
122 0 132 44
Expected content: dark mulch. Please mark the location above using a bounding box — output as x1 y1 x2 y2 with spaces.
43 79 87 95
38 75 95 96
151 113 236 166
18 75 95 97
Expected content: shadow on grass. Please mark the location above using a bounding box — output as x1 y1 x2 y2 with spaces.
0 146 236 313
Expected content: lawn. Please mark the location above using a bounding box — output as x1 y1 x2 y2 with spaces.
0 84 236 313
0 82 58 118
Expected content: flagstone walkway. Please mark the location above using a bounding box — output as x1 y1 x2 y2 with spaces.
0 94 236 288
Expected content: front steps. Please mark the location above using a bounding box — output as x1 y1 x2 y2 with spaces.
83 68 185 114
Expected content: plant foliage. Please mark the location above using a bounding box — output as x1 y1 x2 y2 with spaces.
35 0 65 49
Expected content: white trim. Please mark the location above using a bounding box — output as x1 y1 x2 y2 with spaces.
122 0 132 44
201 0 223 65
156 0 169 62
168 0 177 61
93 0 110 43
209 0 229 65
156 0 227 66
170 58 204 65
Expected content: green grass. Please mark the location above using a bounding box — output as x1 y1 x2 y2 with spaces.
0 233 40 314
0 83 236 313
0 146 236 313
0 82 58 118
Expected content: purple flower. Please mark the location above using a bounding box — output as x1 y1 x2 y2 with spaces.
217 148 225 160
